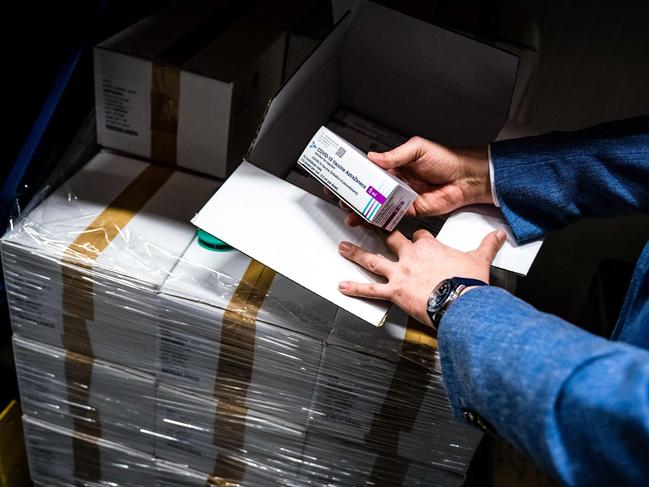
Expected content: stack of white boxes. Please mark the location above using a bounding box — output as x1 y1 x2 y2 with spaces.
3 3 494 487
4 125 484 487
3 150 221 485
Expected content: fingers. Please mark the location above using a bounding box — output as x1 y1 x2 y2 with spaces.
339 241 394 277
338 280 392 300
473 230 507 263
367 136 428 169
412 229 435 242
385 231 409 254
344 213 364 227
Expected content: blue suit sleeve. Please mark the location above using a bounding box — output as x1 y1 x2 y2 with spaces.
491 116 649 242
438 286 649 486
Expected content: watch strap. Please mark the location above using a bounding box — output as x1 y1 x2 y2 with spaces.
427 277 488 330
450 277 488 289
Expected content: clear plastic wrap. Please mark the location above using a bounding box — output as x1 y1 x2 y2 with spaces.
4 125 515 486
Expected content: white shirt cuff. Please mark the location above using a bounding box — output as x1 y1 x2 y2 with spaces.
488 144 500 208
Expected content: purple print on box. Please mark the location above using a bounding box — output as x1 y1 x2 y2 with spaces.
366 186 386 204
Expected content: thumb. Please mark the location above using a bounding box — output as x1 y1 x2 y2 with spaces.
368 136 427 169
475 230 506 264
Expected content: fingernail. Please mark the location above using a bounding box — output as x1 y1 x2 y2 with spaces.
344 215 355 227
496 230 507 243
339 241 351 253
338 281 349 291
367 151 379 158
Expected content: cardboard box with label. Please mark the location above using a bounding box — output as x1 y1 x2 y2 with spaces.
307 345 482 474
1 151 219 371
22 416 157 486
13 336 156 455
94 4 286 178
192 0 541 327
154 384 304 483
157 236 334 424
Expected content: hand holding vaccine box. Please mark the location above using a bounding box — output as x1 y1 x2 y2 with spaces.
298 126 417 231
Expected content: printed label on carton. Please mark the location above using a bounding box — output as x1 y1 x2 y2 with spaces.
159 328 204 386
298 126 416 231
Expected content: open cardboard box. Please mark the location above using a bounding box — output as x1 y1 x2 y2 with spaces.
193 1 528 327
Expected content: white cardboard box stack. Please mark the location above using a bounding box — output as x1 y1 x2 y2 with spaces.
3 150 220 484
2 151 217 371
4 1 532 485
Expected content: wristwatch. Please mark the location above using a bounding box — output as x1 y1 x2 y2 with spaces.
427 277 487 330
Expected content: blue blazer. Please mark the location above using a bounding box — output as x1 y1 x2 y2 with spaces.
438 116 649 486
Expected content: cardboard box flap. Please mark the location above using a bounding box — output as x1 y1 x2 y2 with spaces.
192 162 391 326
339 1 519 145
249 1 518 179
97 4 213 60
247 13 352 178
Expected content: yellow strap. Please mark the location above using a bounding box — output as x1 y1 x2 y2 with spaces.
59 163 173 484
366 317 432 485
150 63 181 165
209 260 276 485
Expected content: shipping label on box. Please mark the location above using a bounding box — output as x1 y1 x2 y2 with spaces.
298 126 417 231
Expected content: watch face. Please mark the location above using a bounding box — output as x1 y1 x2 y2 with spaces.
430 280 452 311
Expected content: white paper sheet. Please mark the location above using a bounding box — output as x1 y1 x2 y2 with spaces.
192 162 392 326
436 205 542 275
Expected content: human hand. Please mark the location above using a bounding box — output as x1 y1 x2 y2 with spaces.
338 229 506 326
345 137 492 227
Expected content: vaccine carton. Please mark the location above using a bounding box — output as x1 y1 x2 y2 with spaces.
298 126 417 231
